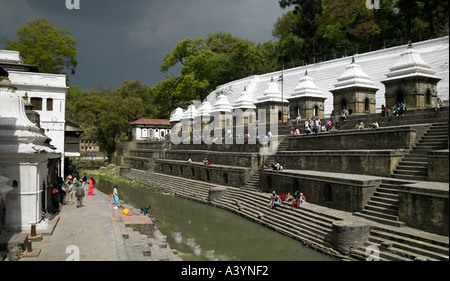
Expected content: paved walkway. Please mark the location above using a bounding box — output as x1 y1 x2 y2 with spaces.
21 190 121 261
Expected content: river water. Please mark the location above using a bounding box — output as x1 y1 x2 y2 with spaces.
95 180 336 261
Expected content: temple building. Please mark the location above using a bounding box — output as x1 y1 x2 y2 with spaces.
254 77 289 123
330 57 379 115
130 119 171 140
287 70 327 119
232 86 257 127
0 50 68 178
0 67 60 231
381 42 442 109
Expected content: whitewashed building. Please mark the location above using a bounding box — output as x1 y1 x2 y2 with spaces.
131 119 171 140
0 67 60 231
0 50 68 177
183 37 449 119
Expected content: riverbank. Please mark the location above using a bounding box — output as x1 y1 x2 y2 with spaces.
5 185 181 261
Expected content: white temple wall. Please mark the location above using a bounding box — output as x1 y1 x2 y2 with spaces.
8 71 68 177
208 37 449 117
2 154 48 230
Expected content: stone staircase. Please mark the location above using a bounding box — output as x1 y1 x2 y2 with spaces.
350 226 449 261
122 169 449 261
354 179 413 227
241 136 289 191
392 122 449 181
209 187 338 251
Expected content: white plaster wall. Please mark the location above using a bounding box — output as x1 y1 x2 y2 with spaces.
208 37 449 117
2 155 48 230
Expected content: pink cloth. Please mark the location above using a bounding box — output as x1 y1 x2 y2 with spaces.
87 179 96 196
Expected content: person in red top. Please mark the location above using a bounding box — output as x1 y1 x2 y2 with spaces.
87 177 96 196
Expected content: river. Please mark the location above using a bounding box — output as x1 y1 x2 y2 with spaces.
95 179 336 261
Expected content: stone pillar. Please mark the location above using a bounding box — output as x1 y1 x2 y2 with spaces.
332 220 371 255
208 186 226 202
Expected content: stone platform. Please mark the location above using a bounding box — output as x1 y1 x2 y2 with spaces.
1 189 181 261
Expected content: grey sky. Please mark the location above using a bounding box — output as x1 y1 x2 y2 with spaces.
0 0 290 90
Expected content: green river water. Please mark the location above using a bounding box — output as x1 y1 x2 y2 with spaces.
95 180 336 261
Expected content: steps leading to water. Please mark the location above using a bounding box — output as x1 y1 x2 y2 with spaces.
391 122 448 181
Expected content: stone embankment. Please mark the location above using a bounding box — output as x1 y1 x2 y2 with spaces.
1 188 181 261
120 168 449 262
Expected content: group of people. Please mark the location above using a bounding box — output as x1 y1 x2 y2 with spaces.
355 120 379 130
268 190 306 209
202 158 212 165
302 116 332 135
393 102 406 116
51 173 96 210
258 161 283 171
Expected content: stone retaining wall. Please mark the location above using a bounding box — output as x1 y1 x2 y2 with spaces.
286 125 428 151
274 150 405 177
398 182 449 236
261 170 380 213
428 150 449 182
154 159 254 187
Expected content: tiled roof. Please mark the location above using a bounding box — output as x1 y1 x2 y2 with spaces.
65 125 84 132
131 119 170 126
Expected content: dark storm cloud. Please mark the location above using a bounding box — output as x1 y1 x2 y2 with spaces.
0 0 287 90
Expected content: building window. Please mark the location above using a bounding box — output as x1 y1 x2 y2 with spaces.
223 173 228 184
426 89 432 105
364 98 370 112
30 98 42 111
293 179 299 194
324 184 332 202
12 180 18 188
47 98 53 111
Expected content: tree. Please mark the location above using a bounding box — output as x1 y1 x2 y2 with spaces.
66 81 151 160
5 18 77 77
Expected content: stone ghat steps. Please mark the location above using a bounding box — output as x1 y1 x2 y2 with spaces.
354 181 407 227
210 188 338 249
115 203 182 261
145 172 215 203
391 122 448 181
124 169 449 261
350 226 449 261
341 107 448 130
241 138 289 191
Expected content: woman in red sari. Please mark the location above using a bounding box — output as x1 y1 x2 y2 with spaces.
87 177 96 196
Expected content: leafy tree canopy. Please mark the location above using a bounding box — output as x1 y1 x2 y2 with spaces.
5 18 77 77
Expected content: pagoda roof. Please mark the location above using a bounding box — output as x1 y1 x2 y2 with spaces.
332 57 378 91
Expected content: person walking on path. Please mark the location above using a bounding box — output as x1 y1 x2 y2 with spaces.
87 177 96 196
75 182 85 208
113 186 119 204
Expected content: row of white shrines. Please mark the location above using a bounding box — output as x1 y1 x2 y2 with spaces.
169 38 448 133
0 37 449 232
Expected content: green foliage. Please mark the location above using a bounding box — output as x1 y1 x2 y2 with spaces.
5 18 77 77
277 0 448 66
66 81 154 160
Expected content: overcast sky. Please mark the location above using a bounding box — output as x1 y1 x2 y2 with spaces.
0 0 290 90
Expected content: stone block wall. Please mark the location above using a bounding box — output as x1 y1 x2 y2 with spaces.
398 183 449 236
261 170 380 212
274 150 404 177
154 160 253 188
286 126 424 151
428 150 449 182
165 150 260 168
